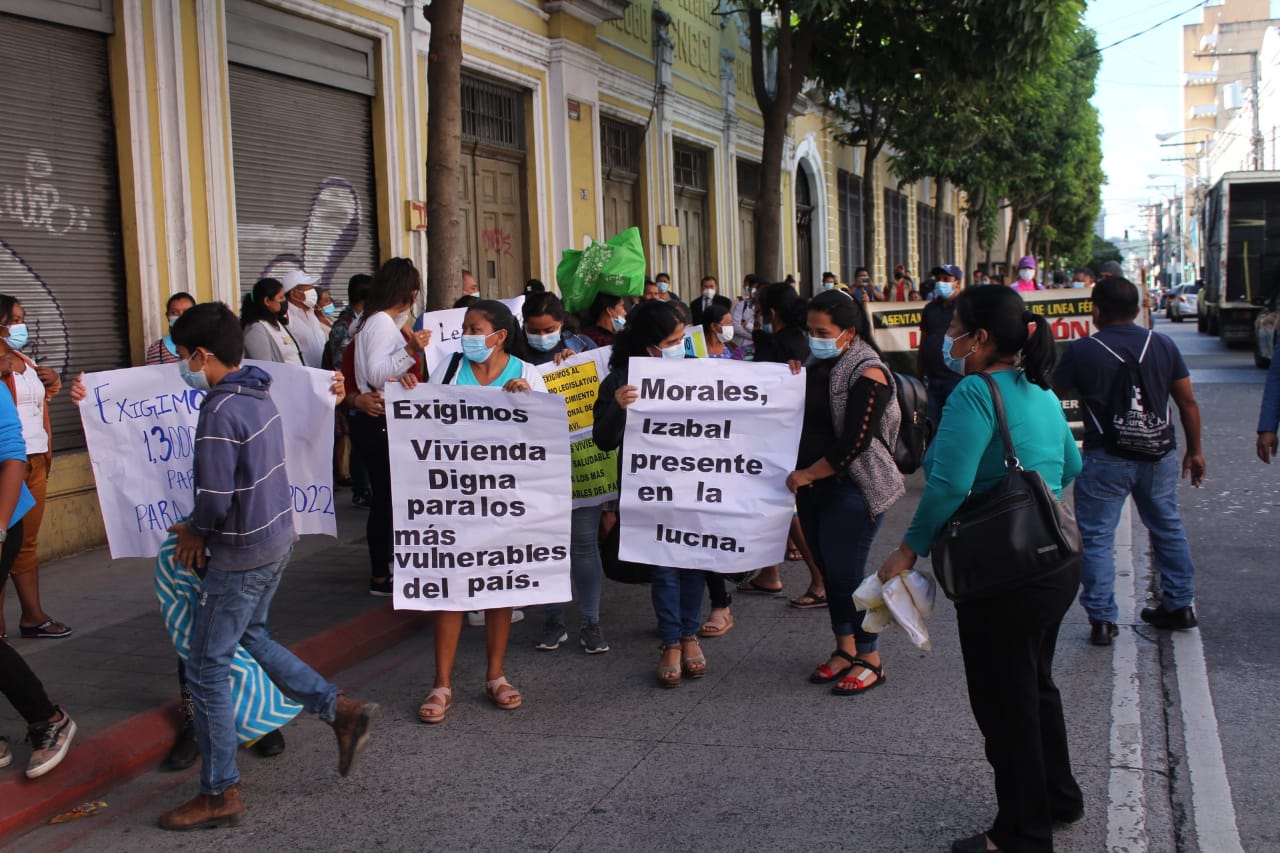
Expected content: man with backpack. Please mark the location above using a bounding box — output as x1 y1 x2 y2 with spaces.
1053 277 1205 646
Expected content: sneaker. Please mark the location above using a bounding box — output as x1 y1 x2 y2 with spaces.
369 577 393 597
534 621 569 651
580 622 610 654
1090 621 1119 647
467 609 524 627
1140 604 1197 630
0 735 11 769
26 709 76 779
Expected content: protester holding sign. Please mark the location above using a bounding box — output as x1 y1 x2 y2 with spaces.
522 296 611 654
351 259 433 596
592 300 711 687
410 300 549 721
785 291 903 695
146 292 196 365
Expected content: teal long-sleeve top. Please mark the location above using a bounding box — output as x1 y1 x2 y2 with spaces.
903 369 1081 556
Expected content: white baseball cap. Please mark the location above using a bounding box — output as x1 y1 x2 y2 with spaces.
281 269 319 292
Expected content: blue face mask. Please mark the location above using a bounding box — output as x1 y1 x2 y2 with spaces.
941 332 971 375
808 331 847 360
934 281 954 300
821 282 835 291
612 314 626 331
761 322 773 334
179 353 210 391
658 341 685 359
461 332 497 363
657 281 670 294
322 304 337 318
527 330 561 352
1070 281 1085 289
4 323 29 352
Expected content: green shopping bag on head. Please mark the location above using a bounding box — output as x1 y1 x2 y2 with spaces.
557 227 646 313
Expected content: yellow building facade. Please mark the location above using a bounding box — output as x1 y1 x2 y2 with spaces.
0 0 966 559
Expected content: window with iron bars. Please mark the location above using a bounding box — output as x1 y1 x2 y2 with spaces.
461 75 524 151
601 117 641 175
673 143 708 191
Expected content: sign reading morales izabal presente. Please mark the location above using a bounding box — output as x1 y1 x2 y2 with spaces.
384 383 572 612
618 359 804 573
537 346 618 508
77 361 339 559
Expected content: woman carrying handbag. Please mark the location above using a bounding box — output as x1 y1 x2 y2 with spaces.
875 286 1083 853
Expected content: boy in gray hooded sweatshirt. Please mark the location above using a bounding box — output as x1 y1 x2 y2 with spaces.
158 302 377 831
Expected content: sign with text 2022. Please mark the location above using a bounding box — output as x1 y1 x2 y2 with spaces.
619 359 804 572
78 362 338 559
385 382 571 611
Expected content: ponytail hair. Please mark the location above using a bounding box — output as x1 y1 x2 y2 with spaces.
808 289 881 357
953 286 1056 390
610 299 683 372
241 278 284 329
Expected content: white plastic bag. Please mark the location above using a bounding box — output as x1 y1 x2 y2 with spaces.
903 569 936 620
852 570 935 651
883 574 933 651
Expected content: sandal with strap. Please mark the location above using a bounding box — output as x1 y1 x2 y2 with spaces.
680 636 707 678
657 643 682 688
418 687 452 724
484 677 522 711
20 620 72 639
809 649 857 684
699 610 734 638
832 659 886 696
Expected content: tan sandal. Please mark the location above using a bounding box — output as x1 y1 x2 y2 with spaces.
484 677 522 710
680 636 707 678
699 609 734 638
418 687 452 724
657 643 682 688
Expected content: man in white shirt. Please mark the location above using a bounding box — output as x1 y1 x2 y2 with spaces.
282 269 328 368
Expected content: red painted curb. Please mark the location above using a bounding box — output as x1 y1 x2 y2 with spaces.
0 603 427 842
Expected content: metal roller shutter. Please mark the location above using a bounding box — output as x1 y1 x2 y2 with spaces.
0 13 128 451
228 65 379 296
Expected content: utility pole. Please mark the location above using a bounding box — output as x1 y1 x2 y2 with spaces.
1194 48 1265 171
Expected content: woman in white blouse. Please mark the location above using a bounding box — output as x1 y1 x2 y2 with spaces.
350 259 431 597
0 295 69 640
240 278 303 365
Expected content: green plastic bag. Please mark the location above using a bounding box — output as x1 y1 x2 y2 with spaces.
557 227 646 313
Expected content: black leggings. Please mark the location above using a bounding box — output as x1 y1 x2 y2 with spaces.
704 572 732 609
0 520 57 725
348 413 392 579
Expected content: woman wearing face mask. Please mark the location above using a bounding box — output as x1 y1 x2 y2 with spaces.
241 278 303 365
875 286 1081 853
315 288 336 328
411 300 546 722
0 295 69 641
351 259 432 597
1015 257 1042 292
146 293 196 365
700 304 745 361
521 293 595 369
785 290 903 695
594 300 713 687
582 293 627 349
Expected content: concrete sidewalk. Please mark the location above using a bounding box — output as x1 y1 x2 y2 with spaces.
0 501 427 838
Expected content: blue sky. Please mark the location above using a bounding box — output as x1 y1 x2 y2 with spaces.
1086 0 1278 241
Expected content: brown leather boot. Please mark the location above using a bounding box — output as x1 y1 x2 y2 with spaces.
157 784 244 831
332 693 378 777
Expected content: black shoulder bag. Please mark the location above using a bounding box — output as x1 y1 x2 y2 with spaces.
930 373 1081 603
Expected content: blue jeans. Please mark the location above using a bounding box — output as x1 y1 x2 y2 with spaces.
796 477 884 653
187 548 339 795
650 566 705 645
1074 449 1196 623
544 504 604 625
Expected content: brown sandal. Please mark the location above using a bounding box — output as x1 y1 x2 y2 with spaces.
680 636 707 678
418 687 452 724
699 609 734 638
657 643 682 688
485 677 522 710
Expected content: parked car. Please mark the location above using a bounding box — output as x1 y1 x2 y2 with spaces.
1166 283 1200 322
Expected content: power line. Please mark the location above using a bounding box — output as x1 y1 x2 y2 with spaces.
1082 0 1207 56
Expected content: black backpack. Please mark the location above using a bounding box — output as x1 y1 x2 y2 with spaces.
889 371 934 474
1088 333 1175 461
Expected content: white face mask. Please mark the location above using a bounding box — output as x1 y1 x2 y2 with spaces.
702 288 716 300
1018 269 1036 283
716 324 734 344
300 288 319 308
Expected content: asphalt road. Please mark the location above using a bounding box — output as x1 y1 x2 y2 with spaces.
8 314 1272 853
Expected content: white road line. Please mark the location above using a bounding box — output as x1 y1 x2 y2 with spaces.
1172 628 1244 852
1107 501 1147 853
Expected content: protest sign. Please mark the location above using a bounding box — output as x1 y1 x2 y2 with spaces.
384 383 571 611
78 361 338 559
683 326 708 358
618 359 804 572
415 295 525 378
538 347 618 508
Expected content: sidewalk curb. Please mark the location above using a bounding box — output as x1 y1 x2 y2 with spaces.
0 602 428 841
